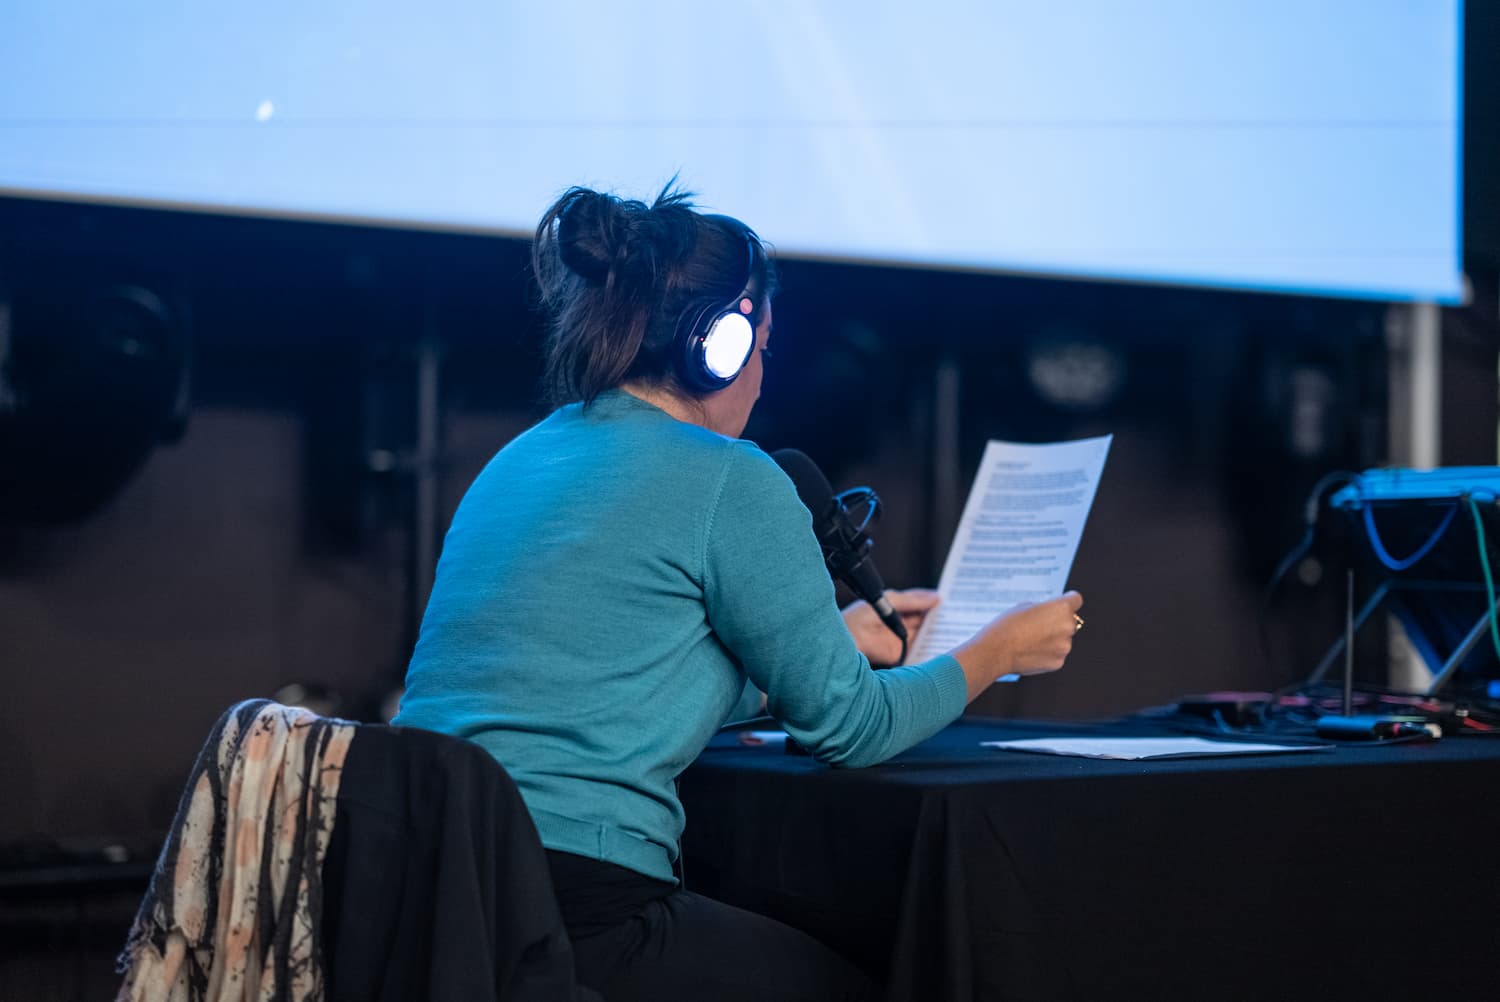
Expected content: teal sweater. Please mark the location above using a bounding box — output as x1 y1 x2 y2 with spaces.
394 389 968 882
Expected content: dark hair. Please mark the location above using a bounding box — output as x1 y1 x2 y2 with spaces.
531 181 778 407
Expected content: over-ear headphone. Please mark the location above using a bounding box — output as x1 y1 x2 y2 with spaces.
675 232 760 393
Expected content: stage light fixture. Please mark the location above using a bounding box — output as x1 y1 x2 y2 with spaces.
0 279 190 524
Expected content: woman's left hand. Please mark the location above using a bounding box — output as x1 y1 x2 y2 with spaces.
842 588 941 667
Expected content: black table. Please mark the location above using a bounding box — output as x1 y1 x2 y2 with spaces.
678 718 1500 1002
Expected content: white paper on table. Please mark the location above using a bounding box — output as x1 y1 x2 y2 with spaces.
981 736 1330 760
908 436 1111 677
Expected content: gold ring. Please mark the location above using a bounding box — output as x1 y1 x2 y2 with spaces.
1073 614 1085 634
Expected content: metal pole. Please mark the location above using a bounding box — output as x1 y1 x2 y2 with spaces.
412 335 441 625
1342 568 1354 716
932 351 961 576
1386 300 1441 469
1407 301 1441 470
1386 301 1443 691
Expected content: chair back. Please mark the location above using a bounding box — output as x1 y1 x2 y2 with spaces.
117 700 591 1001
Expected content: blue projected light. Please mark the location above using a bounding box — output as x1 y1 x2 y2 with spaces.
0 1 1463 302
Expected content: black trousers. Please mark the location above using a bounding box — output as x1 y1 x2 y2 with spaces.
546 851 879 1002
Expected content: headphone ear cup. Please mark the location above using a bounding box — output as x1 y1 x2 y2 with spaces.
678 305 755 393
701 311 755 384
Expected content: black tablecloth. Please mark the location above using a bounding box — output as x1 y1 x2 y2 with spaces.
678 718 1500 1002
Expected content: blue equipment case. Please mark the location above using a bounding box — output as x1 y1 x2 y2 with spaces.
1315 467 1500 699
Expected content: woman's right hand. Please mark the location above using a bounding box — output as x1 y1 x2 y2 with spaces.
952 591 1084 702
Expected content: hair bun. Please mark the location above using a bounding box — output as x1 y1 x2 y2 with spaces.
554 190 614 283
554 188 666 289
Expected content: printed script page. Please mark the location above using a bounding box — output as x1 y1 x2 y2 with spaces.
908 436 1112 677
980 737 1327 760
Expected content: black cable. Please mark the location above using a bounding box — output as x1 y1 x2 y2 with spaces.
1257 470 1361 680
1257 524 1315 666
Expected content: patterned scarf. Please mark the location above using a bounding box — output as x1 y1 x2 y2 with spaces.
116 699 356 1002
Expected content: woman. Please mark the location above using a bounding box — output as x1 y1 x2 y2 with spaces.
394 184 1083 1000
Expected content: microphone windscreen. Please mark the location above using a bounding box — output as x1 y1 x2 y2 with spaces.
771 448 902 639
769 448 836 526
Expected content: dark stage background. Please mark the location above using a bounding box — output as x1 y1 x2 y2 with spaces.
1 6 1498 997
3 202 1496 855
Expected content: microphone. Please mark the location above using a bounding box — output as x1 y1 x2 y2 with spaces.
770 448 907 648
